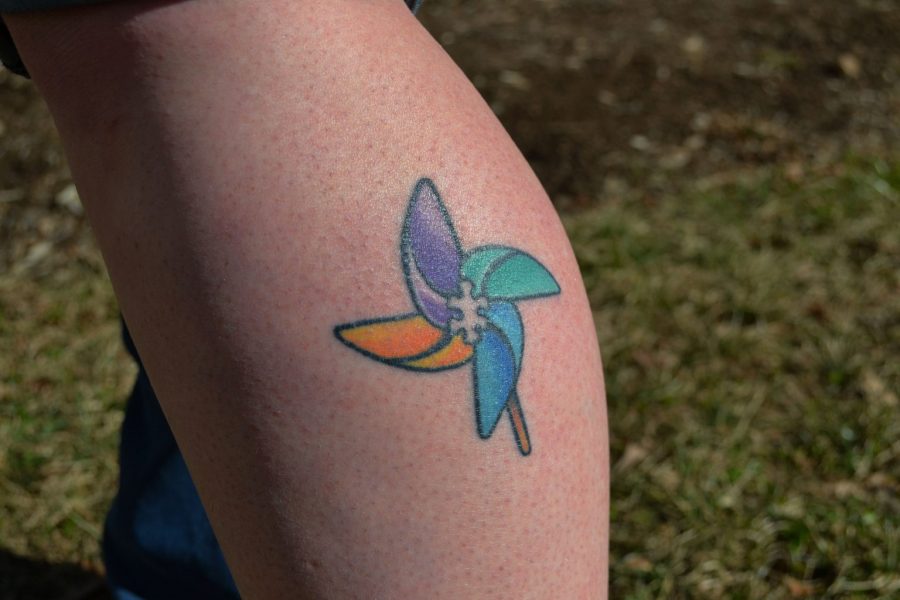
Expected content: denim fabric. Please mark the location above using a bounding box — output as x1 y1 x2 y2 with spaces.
0 0 118 76
104 323 239 599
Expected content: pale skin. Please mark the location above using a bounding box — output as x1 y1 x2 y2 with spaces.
6 1 609 598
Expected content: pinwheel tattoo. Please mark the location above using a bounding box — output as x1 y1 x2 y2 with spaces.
334 178 561 456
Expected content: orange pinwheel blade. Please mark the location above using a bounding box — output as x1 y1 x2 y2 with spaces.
401 334 473 370
334 314 473 371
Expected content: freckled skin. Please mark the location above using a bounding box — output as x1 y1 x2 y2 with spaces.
7 1 609 598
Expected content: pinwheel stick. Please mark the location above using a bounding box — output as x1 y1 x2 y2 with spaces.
507 391 532 456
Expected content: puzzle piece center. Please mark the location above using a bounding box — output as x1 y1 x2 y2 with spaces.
447 280 489 344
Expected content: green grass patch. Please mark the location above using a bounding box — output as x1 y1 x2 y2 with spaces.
0 259 135 571
567 157 899 598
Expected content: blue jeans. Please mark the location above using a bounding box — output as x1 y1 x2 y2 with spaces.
102 323 239 599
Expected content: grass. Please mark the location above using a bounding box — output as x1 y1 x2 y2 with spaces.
1 157 898 598
567 157 899 598
0 250 134 597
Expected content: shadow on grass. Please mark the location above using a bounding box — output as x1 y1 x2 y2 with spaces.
0 548 111 600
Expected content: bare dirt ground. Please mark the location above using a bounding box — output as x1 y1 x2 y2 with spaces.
423 0 900 203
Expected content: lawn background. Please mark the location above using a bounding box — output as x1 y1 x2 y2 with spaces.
2 1 898 598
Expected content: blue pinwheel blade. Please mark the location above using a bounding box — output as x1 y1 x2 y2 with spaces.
483 301 523 372
473 327 518 438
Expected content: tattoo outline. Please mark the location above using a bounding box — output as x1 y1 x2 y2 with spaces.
334 178 560 456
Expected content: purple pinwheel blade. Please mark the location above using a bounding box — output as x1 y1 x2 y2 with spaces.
402 179 463 326
405 252 458 326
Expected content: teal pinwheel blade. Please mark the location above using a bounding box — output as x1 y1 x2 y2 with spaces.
473 327 518 438
462 246 560 301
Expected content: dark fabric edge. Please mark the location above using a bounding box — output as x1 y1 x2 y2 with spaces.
2 0 424 78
